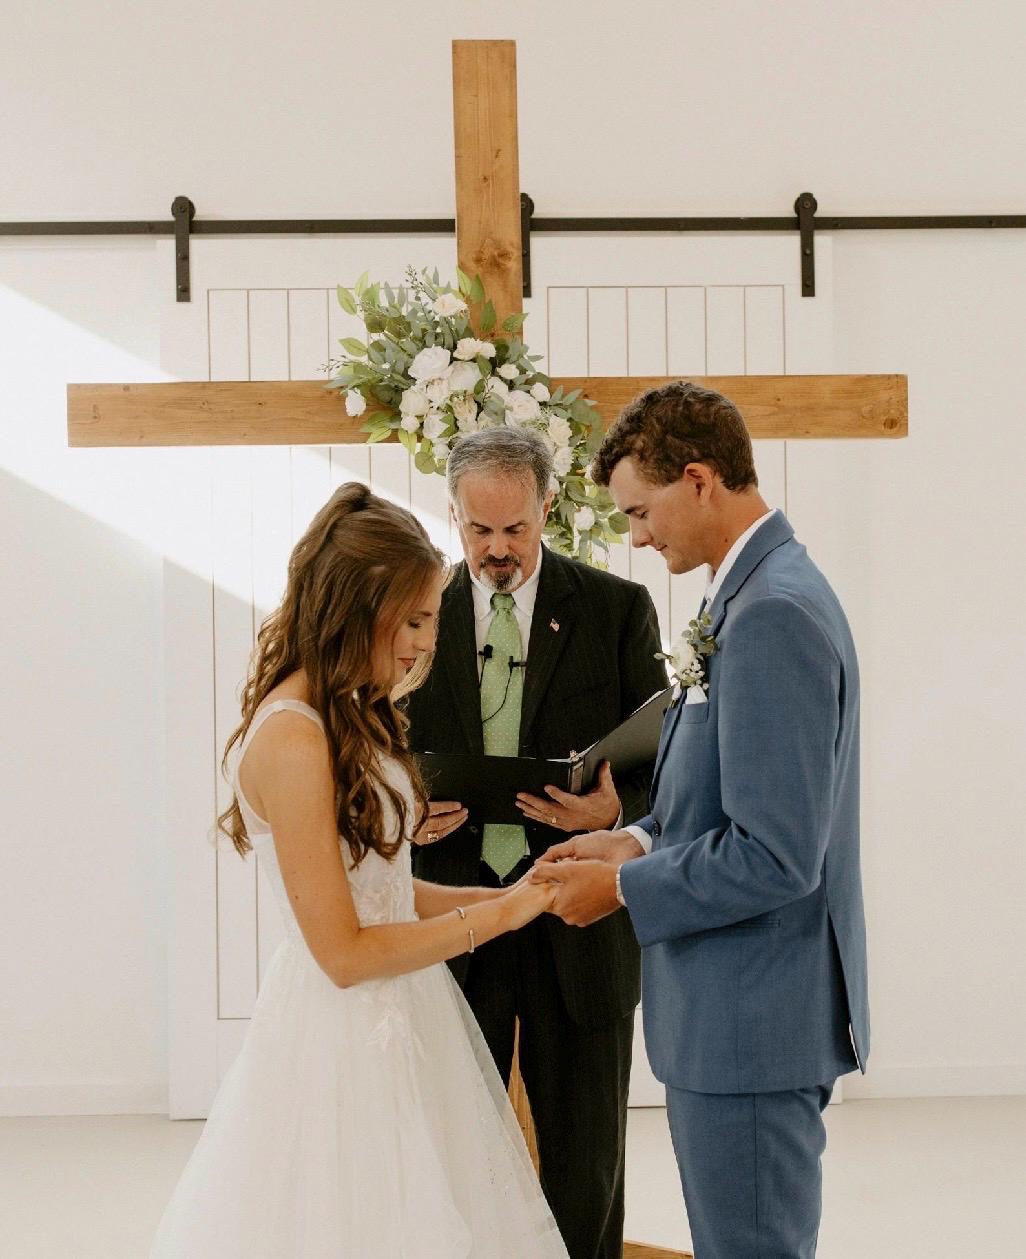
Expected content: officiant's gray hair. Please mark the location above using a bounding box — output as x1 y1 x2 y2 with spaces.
446 426 555 505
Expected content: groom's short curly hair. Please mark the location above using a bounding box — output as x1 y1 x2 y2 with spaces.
591 381 758 491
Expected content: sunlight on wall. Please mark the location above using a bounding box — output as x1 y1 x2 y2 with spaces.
0 282 454 607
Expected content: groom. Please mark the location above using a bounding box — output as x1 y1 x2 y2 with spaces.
533 382 869 1258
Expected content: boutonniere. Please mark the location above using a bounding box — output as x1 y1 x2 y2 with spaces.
656 613 717 702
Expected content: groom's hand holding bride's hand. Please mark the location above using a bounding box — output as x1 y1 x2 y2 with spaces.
528 830 645 927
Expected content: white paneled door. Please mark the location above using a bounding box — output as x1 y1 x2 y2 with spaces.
158 233 834 1116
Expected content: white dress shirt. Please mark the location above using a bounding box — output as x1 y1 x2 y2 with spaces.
622 509 777 863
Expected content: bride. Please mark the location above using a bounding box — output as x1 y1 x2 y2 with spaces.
151 482 567 1258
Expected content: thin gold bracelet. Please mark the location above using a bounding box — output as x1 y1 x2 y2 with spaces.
454 905 475 954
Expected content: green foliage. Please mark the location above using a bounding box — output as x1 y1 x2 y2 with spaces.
324 265 624 567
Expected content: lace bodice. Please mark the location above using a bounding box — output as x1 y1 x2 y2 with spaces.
232 699 417 936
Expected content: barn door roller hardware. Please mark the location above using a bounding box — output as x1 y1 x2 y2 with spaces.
172 196 195 302
4 193 1026 301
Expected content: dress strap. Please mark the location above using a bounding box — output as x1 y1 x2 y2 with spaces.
240 698 325 753
233 700 326 832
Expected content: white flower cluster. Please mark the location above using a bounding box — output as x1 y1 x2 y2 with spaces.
657 615 717 693
327 268 628 565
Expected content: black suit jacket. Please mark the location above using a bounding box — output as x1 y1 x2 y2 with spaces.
405 547 667 1027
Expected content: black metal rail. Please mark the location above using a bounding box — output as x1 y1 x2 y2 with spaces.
4 193 1025 302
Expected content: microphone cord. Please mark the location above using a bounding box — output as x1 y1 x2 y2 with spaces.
479 647 526 724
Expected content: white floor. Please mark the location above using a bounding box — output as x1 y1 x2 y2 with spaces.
0 1098 1022 1257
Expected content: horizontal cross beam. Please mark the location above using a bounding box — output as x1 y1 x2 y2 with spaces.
67 375 907 447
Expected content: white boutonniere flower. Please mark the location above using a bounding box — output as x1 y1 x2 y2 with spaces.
657 613 717 700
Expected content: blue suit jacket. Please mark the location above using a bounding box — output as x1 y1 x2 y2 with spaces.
620 512 869 1094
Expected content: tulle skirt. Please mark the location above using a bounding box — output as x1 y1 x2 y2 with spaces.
151 938 568 1258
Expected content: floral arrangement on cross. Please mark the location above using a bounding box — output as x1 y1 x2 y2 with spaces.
326 267 629 566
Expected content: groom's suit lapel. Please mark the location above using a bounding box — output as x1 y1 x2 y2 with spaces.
651 512 796 787
438 564 486 754
705 510 795 638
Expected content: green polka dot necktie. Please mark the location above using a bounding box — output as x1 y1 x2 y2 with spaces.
480 592 529 879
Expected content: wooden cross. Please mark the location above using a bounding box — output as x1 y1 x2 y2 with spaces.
65 40 905 1259
67 42 906 446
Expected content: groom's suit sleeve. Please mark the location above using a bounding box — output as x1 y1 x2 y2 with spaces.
619 595 841 946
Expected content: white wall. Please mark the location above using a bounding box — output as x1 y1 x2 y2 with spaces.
2 0 1025 1112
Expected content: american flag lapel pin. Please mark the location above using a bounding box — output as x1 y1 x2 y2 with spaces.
550 618 560 633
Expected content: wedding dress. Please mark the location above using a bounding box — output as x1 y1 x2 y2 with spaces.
151 699 568 1258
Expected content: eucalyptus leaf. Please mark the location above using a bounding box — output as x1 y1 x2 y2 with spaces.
415 447 436 475
608 511 630 534
336 285 357 315
479 301 496 335
340 337 367 357
354 271 368 296
502 312 528 333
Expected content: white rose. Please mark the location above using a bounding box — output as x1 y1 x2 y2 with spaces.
553 446 574 476
432 439 451 459
425 376 451 406
344 389 367 417
451 393 478 424
453 337 496 361
670 640 701 680
486 375 509 397
447 360 480 394
497 362 519 381
423 411 448 440
409 345 452 382
400 414 421 433
399 386 429 418
530 382 550 403
547 415 573 447
505 390 542 423
431 292 467 317
575 506 596 532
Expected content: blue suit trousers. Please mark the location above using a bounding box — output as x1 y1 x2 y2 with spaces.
666 1081 835 1258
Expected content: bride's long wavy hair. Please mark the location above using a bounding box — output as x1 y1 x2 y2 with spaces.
218 482 447 863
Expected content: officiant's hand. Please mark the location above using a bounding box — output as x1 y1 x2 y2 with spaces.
515 761 620 832
528 859 620 927
412 800 468 845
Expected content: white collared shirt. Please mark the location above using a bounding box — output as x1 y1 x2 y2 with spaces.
469 551 543 671
703 507 777 610
622 508 777 860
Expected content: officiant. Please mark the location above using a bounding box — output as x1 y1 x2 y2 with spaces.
404 426 665 1259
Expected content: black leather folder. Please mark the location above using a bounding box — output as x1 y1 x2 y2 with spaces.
416 686 674 825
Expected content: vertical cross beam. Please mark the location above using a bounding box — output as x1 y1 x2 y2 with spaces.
452 40 524 328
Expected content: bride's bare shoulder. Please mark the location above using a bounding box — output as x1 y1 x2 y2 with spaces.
260 669 311 707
